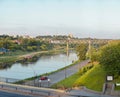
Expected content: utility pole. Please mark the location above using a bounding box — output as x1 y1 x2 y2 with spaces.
31 67 36 86
64 62 67 79
89 38 91 60
66 38 69 57
65 36 70 79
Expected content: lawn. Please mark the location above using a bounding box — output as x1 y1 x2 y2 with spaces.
113 76 120 90
74 64 106 91
52 63 107 92
51 72 80 89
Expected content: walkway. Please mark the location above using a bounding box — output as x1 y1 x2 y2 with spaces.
63 89 119 97
24 60 89 87
47 60 89 86
0 90 34 97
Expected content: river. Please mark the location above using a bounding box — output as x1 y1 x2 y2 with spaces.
0 52 77 80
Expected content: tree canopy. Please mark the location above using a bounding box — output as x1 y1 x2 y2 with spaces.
98 40 120 76
76 43 88 60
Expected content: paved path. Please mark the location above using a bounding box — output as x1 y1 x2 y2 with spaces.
0 90 34 97
48 60 89 86
25 60 89 87
62 89 119 97
39 60 89 87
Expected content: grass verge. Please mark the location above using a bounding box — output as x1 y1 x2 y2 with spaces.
74 64 106 91
51 72 80 89
52 63 107 92
113 76 120 90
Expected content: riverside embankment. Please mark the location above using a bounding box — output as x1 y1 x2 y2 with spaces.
0 50 77 79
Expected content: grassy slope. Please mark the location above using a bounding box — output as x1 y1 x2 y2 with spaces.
113 76 120 90
74 64 106 91
51 72 80 89
52 64 107 92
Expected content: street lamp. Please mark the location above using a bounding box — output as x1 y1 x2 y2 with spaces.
64 35 71 78
30 66 37 86
64 65 67 79
39 80 41 87
48 78 50 87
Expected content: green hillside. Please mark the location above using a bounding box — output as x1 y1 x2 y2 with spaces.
74 64 106 91
52 63 106 91
52 63 120 91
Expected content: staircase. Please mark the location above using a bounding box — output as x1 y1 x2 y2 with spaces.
104 83 113 95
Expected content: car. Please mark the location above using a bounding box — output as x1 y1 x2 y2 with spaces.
40 76 48 80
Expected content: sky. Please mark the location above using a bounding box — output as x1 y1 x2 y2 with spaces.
0 0 120 39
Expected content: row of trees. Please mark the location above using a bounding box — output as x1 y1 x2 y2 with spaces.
0 35 78 53
76 40 120 77
0 34 84 53
0 35 53 52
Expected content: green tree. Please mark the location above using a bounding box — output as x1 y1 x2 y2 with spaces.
99 41 120 76
91 51 101 62
40 44 47 50
27 46 33 51
76 43 88 60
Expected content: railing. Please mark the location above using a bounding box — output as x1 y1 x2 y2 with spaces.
0 77 20 83
0 82 64 97
102 83 106 94
83 86 102 95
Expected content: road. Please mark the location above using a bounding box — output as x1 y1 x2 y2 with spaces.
64 89 119 97
0 90 34 97
0 89 119 97
25 60 89 87
47 60 89 86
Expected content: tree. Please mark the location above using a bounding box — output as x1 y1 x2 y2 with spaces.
91 51 101 62
40 44 47 50
99 41 120 76
76 43 88 60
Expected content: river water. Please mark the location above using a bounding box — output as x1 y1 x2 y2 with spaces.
0 52 77 80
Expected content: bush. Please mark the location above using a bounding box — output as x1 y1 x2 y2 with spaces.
78 64 94 76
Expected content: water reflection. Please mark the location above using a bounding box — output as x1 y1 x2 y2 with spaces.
0 51 77 79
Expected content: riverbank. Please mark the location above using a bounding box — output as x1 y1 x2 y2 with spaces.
14 60 80 84
14 60 89 90
0 49 69 66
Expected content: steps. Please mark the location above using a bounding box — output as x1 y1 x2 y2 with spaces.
104 83 113 95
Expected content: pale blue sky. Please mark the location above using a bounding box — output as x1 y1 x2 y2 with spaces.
0 0 120 39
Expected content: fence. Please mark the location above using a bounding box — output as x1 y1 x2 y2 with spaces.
0 82 65 97
0 77 20 83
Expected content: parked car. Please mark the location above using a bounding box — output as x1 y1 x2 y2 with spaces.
40 76 48 80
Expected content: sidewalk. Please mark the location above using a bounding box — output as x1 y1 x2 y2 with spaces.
62 89 119 97
24 60 89 87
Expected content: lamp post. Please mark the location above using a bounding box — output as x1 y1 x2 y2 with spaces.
30 66 36 86
48 78 50 87
64 61 67 79
64 35 71 79
88 37 91 60
39 80 41 87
